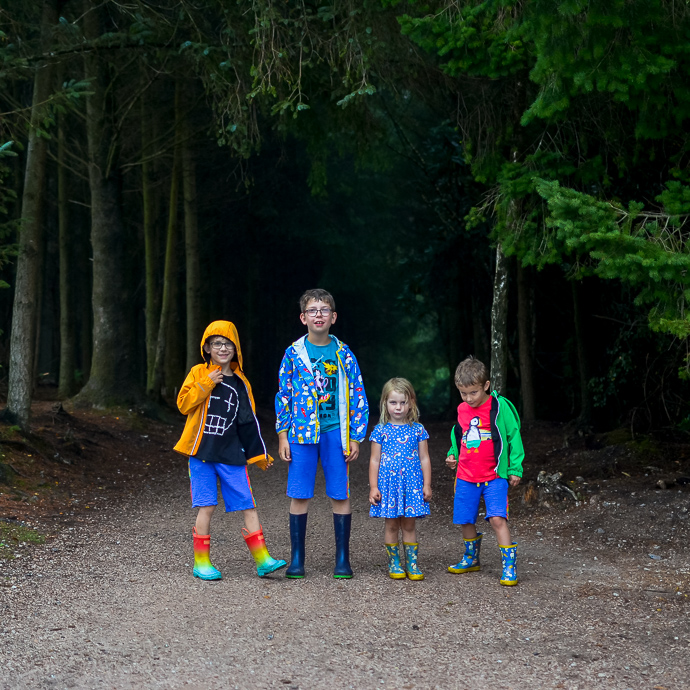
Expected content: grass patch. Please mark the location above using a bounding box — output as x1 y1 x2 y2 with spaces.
0 522 46 560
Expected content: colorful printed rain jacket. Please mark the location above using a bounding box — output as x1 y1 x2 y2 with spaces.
173 321 272 469
275 335 369 454
447 390 524 479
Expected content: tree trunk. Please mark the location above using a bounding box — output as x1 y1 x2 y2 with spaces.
489 244 510 395
141 83 161 392
149 81 182 399
517 261 536 422
75 2 138 406
182 82 202 371
5 0 57 428
57 100 78 398
572 280 592 425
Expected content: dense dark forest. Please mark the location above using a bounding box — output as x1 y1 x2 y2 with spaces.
1 0 689 432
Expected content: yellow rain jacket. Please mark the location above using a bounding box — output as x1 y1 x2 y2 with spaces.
173 321 273 470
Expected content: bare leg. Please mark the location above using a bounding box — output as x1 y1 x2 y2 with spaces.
384 518 401 544
461 523 478 540
401 517 417 543
243 508 260 533
195 505 215 535
290 498 311 515
489 516 511 545
329 497 351 515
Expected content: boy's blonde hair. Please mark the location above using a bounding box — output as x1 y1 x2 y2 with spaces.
379 378 419 425
299 289 336 313
454 356 490 388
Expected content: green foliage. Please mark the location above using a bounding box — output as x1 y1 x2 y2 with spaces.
398 0 531 79
535 178 690 340
525 0 690 139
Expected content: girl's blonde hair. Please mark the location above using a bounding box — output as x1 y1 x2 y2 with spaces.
379 378 420 425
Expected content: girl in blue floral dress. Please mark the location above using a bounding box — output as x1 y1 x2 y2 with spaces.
368 378 432 580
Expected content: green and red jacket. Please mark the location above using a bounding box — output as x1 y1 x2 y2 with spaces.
448 391 524 479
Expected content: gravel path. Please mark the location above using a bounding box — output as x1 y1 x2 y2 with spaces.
2 421 690 689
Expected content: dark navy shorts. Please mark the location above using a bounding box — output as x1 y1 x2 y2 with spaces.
287 428 349 500
188 457 256 512
453 477 509 524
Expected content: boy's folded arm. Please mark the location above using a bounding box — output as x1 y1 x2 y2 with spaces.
177 374 215 415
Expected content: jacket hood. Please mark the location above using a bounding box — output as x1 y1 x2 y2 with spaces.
200 321 243 370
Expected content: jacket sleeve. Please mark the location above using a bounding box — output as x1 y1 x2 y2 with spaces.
503 398 525 477
275 351 293 434
177 367 216 416
447 423 461 457
347 350 369 443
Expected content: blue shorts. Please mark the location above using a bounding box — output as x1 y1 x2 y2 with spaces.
188 458 256 512
287 428 349 500
453 477 509 525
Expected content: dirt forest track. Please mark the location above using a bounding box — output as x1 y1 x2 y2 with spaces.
2 404 690 689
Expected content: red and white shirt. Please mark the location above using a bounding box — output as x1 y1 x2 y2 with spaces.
456 397 497 483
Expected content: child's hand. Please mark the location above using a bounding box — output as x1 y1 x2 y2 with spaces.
345 441 360 463
208 367 223 385
508 475 521 487
423 484 432 502
278 434 291 462
369 487 381 505
445 454 457 470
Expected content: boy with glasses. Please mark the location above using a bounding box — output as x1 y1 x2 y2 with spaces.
276 289 369 578
174 321 286 580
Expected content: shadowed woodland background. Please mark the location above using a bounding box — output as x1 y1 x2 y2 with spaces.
1 0 690 435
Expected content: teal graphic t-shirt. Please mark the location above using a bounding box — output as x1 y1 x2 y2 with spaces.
305 338 340 434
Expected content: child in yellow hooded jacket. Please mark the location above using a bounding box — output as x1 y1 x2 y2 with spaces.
174 320 286 580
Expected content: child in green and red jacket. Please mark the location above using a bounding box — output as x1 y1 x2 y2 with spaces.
445 356 524 585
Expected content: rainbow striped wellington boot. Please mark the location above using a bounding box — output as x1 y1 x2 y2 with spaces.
448 533 482 574
242 526 287 577
499 542 518 586
403 542 424 581
192 527 222 581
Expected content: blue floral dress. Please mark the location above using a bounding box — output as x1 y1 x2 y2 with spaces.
369 422 430 518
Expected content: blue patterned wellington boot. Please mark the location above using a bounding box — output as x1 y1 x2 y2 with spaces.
385 544 406 580
448 533 483 574
499 542 518 586
403 542 424 581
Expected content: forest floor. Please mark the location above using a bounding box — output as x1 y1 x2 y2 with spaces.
1 401 690 689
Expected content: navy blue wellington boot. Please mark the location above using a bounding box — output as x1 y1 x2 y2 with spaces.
333 513 353 579
286 513 307 579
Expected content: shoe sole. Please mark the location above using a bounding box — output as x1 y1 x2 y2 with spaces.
389 573 406 580
193 571 222 581
500 579 518 586
448 565 480 574
258 561 288 577
333 574 353 579
407 573 424 580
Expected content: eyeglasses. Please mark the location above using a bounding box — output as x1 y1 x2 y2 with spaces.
304 308 332 317
210 341 235 351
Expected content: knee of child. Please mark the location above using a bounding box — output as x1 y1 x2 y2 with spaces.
489 515 506 529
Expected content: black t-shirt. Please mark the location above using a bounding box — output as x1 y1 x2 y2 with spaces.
195 374 253 465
